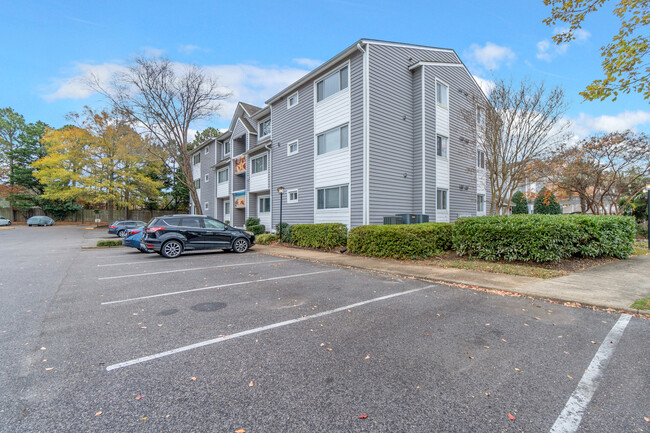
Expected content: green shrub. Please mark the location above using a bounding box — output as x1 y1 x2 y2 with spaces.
348 223 453 259
511 191 529 214
275 222 291 243
97 240 123 247
246 224 264 235
290 223 348 249
245 217 260 229
534 187 562 215
256 233 278 244
453 214 635 262
636 223 648 239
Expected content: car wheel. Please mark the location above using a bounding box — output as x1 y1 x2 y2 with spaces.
232 237 249 253
161 240 183 258
117 229 127 238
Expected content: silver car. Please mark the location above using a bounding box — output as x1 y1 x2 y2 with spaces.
0 216 11 226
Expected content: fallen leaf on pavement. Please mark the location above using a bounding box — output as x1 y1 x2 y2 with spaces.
644 416 649 422
190 377 196 381
591 341 596 344
249 381 254 387
485 392 490 396
426 334 430 336
140 417 147 421
364 355 370 360
469 356 474 360
235 429 246 433
320 343 325 347
515 368 520 372
508 413 516 421
45 367 53 371
135 395 144 400
40 347 46 350
141 326 147 329
358 414 368 419
327 348 333 351
567 375 573 379
483 346 490 349
95 411 102 416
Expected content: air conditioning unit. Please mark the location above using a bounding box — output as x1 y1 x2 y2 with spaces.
383 215 405 225
395 213 429 224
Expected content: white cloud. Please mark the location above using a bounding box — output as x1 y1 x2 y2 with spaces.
42 60 311 122
292 58 323 69
568 111 650 139
42 62 127 101
142 46 164 57
473 75 495 96
465 42 516 70
536 27 591 62
179 44 210 55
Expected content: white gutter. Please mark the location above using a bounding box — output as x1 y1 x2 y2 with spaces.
357 42 370 226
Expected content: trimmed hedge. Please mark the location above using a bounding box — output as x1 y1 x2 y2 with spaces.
290 223 348 249
348 223 453 259
97 240 123 247
256 233 277 245
245 217 265 235
453 214 635 262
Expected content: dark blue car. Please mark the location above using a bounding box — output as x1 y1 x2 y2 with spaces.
108 220 146 238
122 228 149 253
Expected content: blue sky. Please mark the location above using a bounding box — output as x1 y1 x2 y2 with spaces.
1 0 648 139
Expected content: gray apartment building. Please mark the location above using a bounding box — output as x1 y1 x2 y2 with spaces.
190 39 489 230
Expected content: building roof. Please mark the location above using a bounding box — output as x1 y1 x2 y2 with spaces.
241 118 257 134
240 102 262 117
212 158 230 170
265 38 457 105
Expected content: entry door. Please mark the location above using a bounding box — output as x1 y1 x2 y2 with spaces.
258 195 271 230
224 200 231 224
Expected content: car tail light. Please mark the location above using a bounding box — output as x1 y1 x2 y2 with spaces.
146 226 166 233
147 245 154 248
128 229 142 235
109 225 116 228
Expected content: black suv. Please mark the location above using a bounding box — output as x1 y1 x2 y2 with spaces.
141 215 255 258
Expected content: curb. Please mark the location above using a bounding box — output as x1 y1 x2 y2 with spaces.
255 247 650 319
82 245 126 249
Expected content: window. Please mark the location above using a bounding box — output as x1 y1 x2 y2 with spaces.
224 201 230 216
317 125 348 155
193 153 201 165
224 141 231 156
204 173 209 183
316 66 349 102
258 118 271 137
194 179 200 189
205 146 209 155
477 150 485 169
477 194 485 212
436 81 448 108
251 154 268 174
204 218 225 230
204 201 209 211
287 189 298 203
259 196 270 213
218 168 228 183
162 217 182 226
436 189 448 210
287 92 299 108
287 140 299 156
437 135 448 158
477 107 485 126
317 185 348 209
181 217 201 228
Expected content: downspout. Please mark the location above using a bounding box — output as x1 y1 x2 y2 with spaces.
357 42 370 225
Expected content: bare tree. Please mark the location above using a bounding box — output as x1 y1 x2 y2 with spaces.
91 57 229 215
546 131 650 214
477 78 570 214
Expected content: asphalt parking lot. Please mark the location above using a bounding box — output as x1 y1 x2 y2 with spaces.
0 226 648 432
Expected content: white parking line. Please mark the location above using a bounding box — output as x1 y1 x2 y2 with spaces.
106 284 434 371
98 259 290 280
98 260 158 267
549 314 632 433
101 269 337 305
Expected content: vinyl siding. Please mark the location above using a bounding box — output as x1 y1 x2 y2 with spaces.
349 51 364 227
199 142 216 217
411 66 423 214
271 75 315 226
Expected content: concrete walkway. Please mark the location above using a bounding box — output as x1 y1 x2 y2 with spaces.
254 244 650 314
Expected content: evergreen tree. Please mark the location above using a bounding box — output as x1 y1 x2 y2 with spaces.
534 187 562 214
511 191 529 214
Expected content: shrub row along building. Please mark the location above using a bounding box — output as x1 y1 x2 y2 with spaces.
190 39 490 230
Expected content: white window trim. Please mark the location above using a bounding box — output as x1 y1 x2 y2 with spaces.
314 62 350 104
436 188 448 211
477 194 485 212
287 140 299 156
258 118 271 140
287 92 299 109
204 201 209 210
204 146 209 155
193 154 200 165
436 79 450 109
316 184 349 210
315 123 349 157
436 134 449 160
287 189 298 203
217 168 229 184
250 153 268 175
258 195 271 213
224 141 231 157
223 200 230 217
204 173 209 183
477 150 486 169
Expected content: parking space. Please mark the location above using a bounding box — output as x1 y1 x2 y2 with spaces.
1 226 647 432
